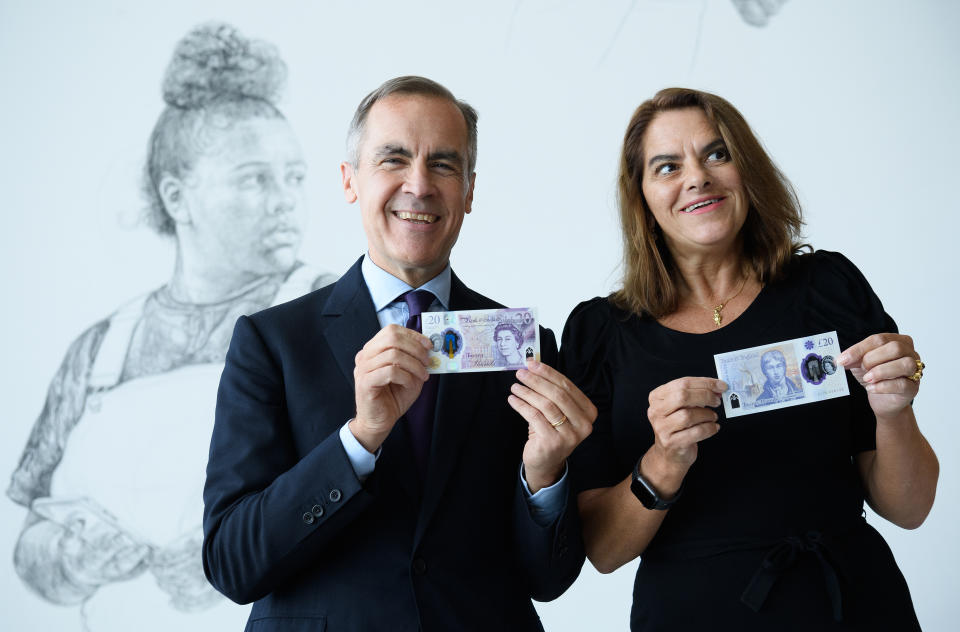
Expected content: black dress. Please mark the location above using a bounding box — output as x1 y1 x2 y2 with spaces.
562 251 921 631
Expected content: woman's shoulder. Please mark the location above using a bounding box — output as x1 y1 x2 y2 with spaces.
561 296 637 355
564 296 632 334
786 249 895 340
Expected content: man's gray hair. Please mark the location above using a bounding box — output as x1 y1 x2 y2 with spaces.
345 76 478 173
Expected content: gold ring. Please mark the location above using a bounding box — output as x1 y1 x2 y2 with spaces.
908 359 925 383
550 415 568 428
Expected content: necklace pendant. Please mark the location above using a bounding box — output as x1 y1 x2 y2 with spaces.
713 306 723 327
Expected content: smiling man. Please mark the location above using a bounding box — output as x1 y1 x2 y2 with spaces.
202 76 593 631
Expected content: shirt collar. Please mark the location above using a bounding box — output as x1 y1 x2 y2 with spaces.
361 254 451 311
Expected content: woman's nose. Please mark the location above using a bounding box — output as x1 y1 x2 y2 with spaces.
685 162 711 191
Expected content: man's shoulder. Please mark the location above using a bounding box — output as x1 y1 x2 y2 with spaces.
248 259 365 330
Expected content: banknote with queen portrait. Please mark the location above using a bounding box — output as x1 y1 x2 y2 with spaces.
421 307 540 374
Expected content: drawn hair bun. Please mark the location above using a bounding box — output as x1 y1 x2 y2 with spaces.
162 22 286 109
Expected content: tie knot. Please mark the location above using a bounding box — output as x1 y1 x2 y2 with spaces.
402 289 435 319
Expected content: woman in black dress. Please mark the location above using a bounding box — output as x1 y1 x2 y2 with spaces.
562 88 938 630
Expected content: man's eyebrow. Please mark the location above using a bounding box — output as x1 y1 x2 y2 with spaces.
427 149 463 163
373 144 412 159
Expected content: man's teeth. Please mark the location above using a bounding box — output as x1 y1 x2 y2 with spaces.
681 198 721 213
395 211 438 223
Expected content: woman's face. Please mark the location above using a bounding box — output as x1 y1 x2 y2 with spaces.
496 330 520 357
178 117 307 277
640 108 748 258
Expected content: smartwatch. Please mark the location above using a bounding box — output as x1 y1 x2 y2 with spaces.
630 460 682 510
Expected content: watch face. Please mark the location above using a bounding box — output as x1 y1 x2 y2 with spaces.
631 466 678 510
631 470 660 510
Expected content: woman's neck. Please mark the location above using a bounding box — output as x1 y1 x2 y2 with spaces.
673 249 750 307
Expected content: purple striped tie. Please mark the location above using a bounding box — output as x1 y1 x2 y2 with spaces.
401 290 437 479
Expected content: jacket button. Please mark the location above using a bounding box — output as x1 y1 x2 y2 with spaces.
412 558 427 575
329 489 342 502
311 504 324 517
302 512 315 525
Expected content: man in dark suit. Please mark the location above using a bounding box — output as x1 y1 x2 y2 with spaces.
202 76 596 631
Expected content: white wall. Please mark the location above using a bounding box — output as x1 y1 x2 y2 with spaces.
1 1 956 629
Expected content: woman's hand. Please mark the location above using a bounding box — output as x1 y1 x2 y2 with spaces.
644 377 725 491
508 360 597 493
839 333 921 419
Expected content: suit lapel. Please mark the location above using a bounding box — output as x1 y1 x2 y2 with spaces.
322 258 380 391
322 257 420 501
414 272 493 545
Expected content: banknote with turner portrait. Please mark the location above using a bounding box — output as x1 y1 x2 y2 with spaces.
713 331 849 418
421 307 540 374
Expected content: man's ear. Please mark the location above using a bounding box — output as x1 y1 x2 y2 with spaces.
341 162 358 204
158 175 191 225
464 172 476 214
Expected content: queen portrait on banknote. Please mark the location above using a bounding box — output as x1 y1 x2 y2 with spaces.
560 88 938 631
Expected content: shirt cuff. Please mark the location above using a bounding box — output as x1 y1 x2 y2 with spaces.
339 420 379 481
520 463 568 527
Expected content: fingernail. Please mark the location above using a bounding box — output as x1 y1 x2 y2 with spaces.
863 372 874 383
865 383 876 393
716 381 728 392
838 353 850 366
517 369 529 378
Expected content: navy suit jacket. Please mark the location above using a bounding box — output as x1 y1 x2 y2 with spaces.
203 258 584 631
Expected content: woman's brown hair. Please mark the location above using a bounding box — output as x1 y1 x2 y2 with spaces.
611 87 807 318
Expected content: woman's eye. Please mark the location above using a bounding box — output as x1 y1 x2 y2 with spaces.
707 148 729 162
287 172 305 186
654 163 677 176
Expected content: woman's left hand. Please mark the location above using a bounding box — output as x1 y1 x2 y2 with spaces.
839 333 923 418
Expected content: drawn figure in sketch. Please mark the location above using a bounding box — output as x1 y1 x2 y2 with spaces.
6 22 335 631
493 322 525 367
754 349 802 406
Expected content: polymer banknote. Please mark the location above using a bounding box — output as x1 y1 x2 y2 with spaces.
421 307 540 374
713 331 849 418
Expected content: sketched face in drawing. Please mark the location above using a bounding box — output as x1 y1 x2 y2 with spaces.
166 117 308 277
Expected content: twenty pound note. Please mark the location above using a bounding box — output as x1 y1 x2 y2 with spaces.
714 331 849 418
421 307 540 374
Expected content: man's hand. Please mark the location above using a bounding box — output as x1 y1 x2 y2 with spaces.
508 360 597 493
350 324 432 452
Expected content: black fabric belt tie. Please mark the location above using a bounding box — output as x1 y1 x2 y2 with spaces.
740 530 843 622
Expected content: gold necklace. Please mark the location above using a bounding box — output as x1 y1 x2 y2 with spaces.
694 276 748 328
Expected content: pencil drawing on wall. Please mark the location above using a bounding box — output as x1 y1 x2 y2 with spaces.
6 22 336 631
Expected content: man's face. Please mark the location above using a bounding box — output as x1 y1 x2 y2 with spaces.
762 355 786 385
341 94 475 287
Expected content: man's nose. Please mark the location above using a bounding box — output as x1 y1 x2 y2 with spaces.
402 162 435 198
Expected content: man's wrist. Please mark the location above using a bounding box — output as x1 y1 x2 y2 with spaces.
348 418 384 453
